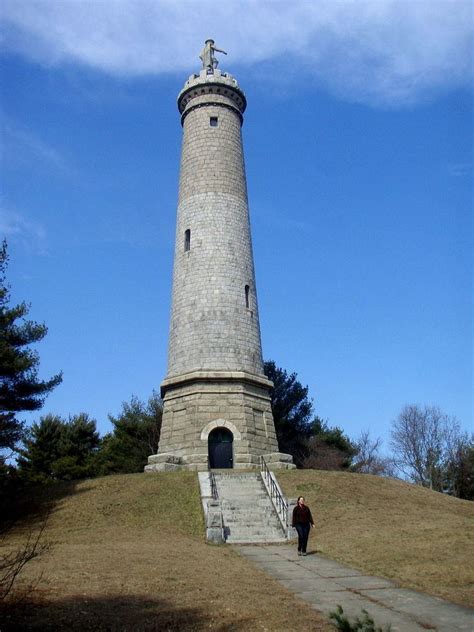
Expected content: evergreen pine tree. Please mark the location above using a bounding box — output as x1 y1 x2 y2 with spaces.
0 240 62 454
264 360 314 462
264 360 356 469
52 414 101 480
17 414 64 482
18 413 101 481
99 393 162 474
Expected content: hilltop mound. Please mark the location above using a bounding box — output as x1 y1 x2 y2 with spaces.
2 470 472 630
2 473 328 631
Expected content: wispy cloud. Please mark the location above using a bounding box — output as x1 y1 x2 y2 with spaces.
1 117 71 174
1 1 472 107
448 162 472 177
0 205 48 254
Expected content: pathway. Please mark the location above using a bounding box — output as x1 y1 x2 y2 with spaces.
235 545 473 632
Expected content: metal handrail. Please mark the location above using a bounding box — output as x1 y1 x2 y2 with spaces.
210 471 219 500
207 471 224 541
260 456 288 520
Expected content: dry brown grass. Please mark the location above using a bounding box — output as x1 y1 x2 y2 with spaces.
1 473 329 631
278 469 474 607
3 470 472 630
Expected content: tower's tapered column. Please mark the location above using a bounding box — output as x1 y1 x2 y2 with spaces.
146 61 294 472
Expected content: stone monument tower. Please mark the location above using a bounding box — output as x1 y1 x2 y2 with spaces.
146 41 294 472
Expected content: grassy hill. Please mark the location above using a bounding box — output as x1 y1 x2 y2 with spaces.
2 470 473 630
1 472 329 631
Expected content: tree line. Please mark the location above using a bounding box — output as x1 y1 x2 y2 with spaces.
1 239 472 500
264 361 473 499
16 394 162 482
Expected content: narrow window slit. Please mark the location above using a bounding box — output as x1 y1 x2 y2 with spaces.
184 229 191 252
245 285 250 309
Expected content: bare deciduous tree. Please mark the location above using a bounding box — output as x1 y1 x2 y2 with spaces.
300 437 350 471
0 519 49 601
352 430 395 477
390 404 466 491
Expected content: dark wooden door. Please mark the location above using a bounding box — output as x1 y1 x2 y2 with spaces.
208 428 233 468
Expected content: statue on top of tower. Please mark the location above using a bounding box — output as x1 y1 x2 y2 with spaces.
200 39 227 73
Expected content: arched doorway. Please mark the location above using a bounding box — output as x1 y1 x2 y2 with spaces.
208 427 233 469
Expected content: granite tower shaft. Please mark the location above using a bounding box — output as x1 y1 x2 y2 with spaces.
146 50 293 472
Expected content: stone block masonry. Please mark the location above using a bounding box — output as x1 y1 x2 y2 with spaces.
145 60 294 472
169 82 261 377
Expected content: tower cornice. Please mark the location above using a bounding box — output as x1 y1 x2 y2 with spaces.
177 69 247 124
160 370 274 398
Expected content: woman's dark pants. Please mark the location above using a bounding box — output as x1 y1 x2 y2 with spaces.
295 523 311 553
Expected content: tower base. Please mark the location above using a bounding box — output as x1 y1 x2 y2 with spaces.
145 371 295 472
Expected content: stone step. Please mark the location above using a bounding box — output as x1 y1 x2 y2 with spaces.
222 506 277 511
217 487 266 492
215 476 261 481
222 508 278 514
216 478 262 482
223 520 281 526
222 506 275 513
220 497 269 502
217 484 266 488
215 483 262 487
226 538 286 545
222 508 277 514
221 496 271 501
215 481 263 486
218 490 266 494
226 530 284 537
223 502 274 505
223 520 282 528
227 540 286 545
214 473 260 478
217 484 263 487
214 478 261 484
221 511 280 519
219 491 269 496
223 511 279 517
215 477 261 482
221 493 273 497
223 508 273 513
220 491 271 495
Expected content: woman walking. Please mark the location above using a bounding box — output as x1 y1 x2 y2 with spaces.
291 496 315 556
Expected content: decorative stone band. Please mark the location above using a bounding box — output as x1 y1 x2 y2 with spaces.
178 81 246 117
160 369 274 398
180 100 243 126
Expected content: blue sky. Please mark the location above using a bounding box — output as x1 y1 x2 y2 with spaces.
1 1 472 450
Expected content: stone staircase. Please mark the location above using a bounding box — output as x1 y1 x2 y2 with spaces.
213 472 287 544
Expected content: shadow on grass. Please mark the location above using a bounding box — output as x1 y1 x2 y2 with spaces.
0 593 253 631
0 478 92 533
0 479 96 604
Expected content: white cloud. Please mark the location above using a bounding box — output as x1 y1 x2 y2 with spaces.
448 162 472 177
1 0 472 106
0 205 47 254
2 117 71 175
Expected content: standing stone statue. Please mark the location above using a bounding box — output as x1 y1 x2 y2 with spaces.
200 39 227 72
